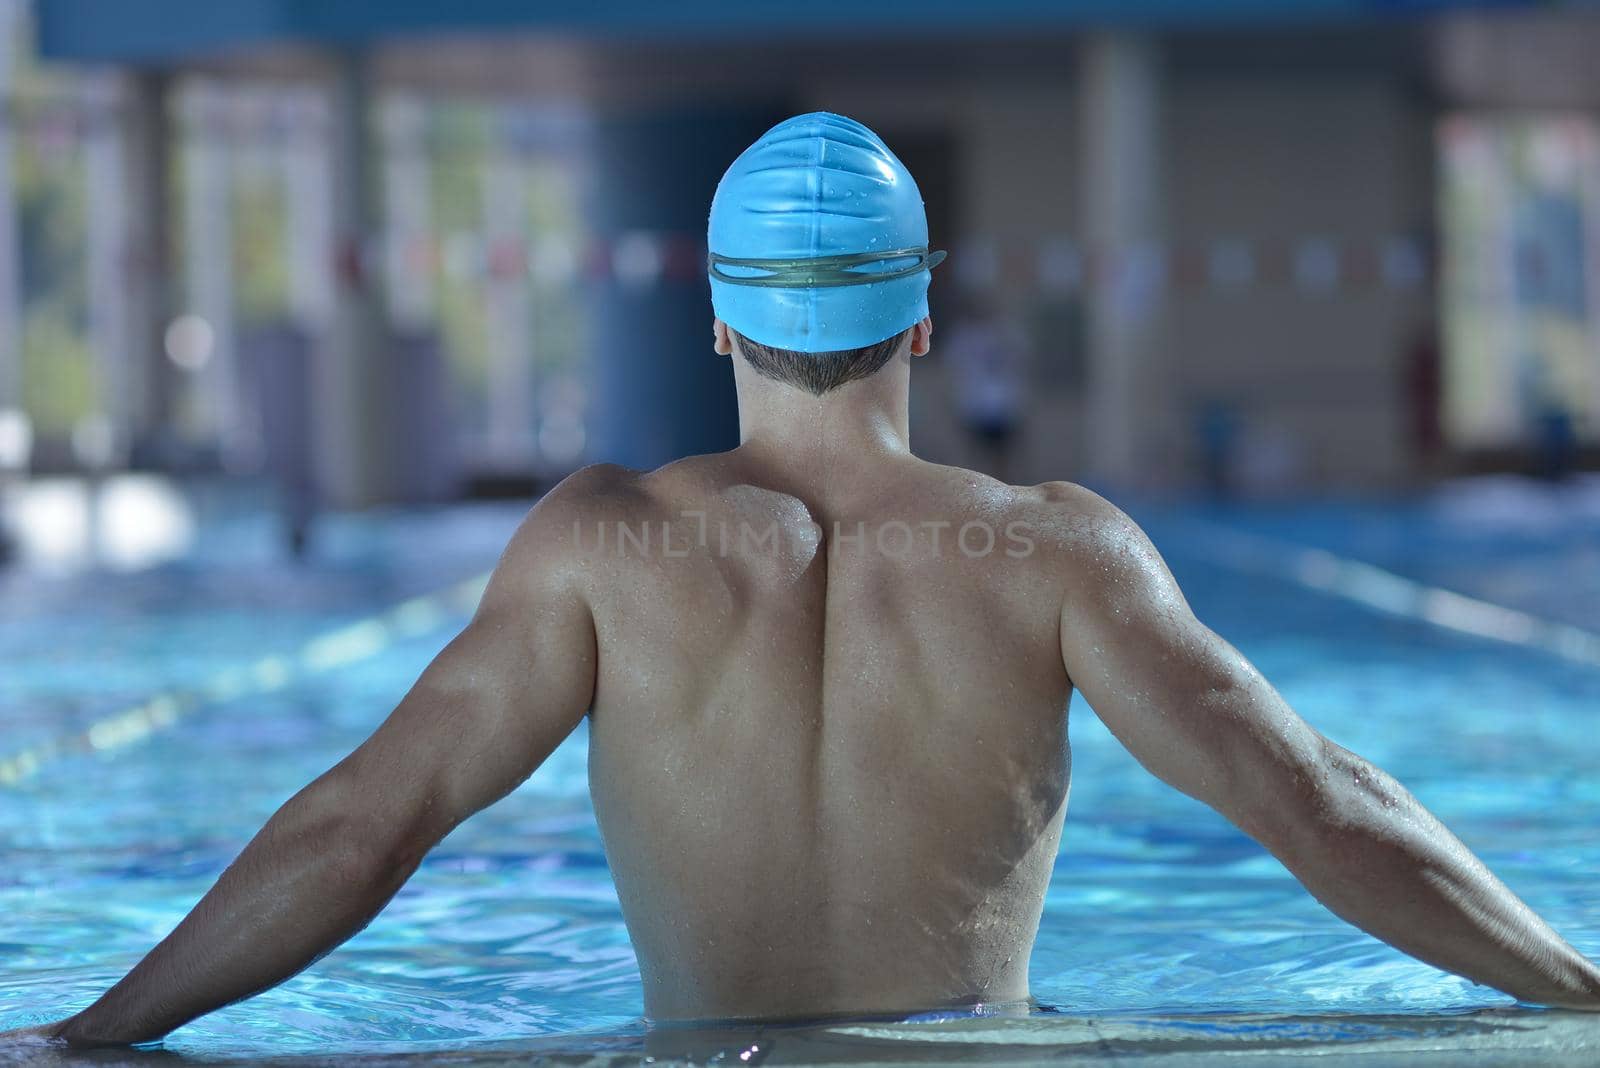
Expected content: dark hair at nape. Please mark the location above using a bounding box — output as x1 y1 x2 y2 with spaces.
729 327 912 396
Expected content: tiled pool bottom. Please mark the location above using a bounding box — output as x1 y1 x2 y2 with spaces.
2 479 1599 1063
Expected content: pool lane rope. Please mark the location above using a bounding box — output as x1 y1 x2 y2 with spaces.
1180 520 1600 669
0 572 489 787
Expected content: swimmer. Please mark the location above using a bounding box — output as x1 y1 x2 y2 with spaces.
7 111 1599 1049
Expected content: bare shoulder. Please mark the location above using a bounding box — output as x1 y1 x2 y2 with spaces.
537 462 648 517
519 462 647 533
1008 481 1145 550
897 462 1155 562
491 464 654 592
1006 480 1173 594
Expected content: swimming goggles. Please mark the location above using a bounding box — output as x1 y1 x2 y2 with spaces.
708 246 946 289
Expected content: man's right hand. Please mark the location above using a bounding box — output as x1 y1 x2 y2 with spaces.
1050 484 1600 1011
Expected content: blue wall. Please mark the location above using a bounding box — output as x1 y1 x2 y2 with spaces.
37 0 1546 63
583 106 787 470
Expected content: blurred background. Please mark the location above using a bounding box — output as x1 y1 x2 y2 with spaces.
0 0 1598 569
4 4 1600 1049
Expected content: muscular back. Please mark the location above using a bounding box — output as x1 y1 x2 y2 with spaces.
568 452 1074 1021
35 441 1598 1052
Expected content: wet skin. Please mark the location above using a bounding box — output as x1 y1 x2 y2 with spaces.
8 319 1600 1048
578 452 1075 1020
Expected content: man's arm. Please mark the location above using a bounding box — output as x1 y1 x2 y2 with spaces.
43 492 597 1047
1052 487 1600 1010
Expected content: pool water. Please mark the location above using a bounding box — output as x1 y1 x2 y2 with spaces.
2 478 1599 1063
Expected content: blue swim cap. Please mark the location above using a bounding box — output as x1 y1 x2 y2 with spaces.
708 112 944 354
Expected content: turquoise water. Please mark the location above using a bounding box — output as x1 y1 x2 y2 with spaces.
2 481 1599 1061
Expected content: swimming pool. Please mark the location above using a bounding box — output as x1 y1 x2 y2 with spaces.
2 477 1599 1064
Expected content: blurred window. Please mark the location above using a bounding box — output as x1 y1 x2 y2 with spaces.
1439 114 1600 448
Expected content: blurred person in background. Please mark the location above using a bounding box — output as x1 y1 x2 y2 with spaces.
1404 318 1442 474
943 290 1027 482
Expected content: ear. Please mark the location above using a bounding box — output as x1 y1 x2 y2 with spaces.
909 315 933 358
712 318 734 357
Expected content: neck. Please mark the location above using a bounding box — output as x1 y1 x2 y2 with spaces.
732 361 912 479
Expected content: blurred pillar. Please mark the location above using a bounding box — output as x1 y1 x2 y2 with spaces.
123 69 178 451
181 81 240 462
585 106 779 469
483 105 535 471
284 89 334 332
381 92 433 332
83 73 130 468
244 322 315 553
0 0 20 424
1079 31 1171 487
319 48 393 507
275 89 333 523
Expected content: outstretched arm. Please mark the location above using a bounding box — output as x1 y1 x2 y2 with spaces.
38 496 597 1047
1053 488 1600 1010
